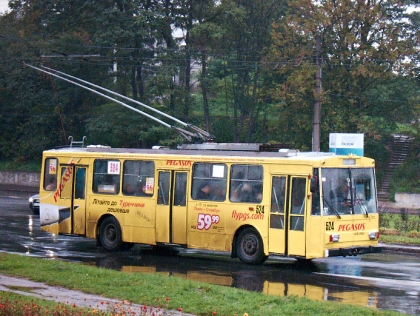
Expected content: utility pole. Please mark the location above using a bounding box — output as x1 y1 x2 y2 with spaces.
312 35 322 152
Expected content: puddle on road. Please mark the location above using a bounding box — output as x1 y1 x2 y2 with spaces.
35 244 383 310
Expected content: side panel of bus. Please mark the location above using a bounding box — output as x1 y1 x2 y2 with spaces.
89 158 157 246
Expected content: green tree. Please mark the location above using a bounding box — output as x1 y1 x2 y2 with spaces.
266 0 420 150
204 0 287 142
2 0 190 152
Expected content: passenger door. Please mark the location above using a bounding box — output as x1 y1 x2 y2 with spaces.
155 170 189 245
57 165 87 235
72 167 87 235
268 176 287 254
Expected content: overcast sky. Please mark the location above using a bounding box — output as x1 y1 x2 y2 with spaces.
0 0 9 13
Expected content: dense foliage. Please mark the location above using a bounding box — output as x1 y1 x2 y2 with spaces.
1 0 419 171
390 141 420 194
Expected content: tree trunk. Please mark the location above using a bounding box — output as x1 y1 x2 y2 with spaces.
201 52 211 132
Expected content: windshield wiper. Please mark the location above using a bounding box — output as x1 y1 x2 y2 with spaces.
355 194 369 217
323 197 341 219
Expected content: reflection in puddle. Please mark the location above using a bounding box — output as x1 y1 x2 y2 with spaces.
263 282 378 308
93 248 379 310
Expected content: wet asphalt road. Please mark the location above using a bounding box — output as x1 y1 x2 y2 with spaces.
0 189 419 315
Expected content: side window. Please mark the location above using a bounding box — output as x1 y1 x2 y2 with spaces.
157 172 170 205
192 163 227 201
93 160 121 194
352 168 377 214
43 158 57 191
230 164 263 203
174 172 187 206
311 168 321 215
60 166 73 199
122 160 155 197
290 177 306 231
75 168 86 199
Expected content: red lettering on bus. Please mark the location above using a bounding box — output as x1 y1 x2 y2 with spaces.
53 166 73 202
166 160 192 167
231 210 264 221
119 200 145 208
338 223 365 231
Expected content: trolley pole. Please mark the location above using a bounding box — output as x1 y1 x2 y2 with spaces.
312 35 322 152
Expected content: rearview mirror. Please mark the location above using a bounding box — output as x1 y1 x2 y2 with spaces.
310 177 318 193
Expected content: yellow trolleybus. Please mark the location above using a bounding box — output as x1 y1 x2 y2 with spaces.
39 142 381 264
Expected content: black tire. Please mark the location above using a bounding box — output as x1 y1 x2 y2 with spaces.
99 217 123 252
236 228 267 265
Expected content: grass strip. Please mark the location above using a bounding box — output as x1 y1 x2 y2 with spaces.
379 234 420 245
0 253 402 316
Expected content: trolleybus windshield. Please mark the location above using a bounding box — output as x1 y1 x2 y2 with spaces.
322 168 377 216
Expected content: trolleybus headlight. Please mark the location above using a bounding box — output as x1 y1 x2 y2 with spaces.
369 231 380 240
329 234 340 242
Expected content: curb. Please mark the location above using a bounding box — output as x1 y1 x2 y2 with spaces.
0 183 38 193
379 243 420 254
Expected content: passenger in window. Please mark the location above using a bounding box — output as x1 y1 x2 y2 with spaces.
240 183 254 202
229 181 241 199
46 176 56 191
230 188 241 202
124 183 135 195
253 184 263 202
212 184 226 201
196 183 212 200
135 182 148 196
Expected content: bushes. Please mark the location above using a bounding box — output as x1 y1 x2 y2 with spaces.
379 208 420 244
407 230 420 238
389 158 420 196
379 210 420 232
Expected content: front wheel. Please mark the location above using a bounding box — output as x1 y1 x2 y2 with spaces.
99 217 123 252
236 228 267 265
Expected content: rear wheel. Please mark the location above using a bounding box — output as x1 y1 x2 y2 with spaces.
236 228 267 265
99 217 123 252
